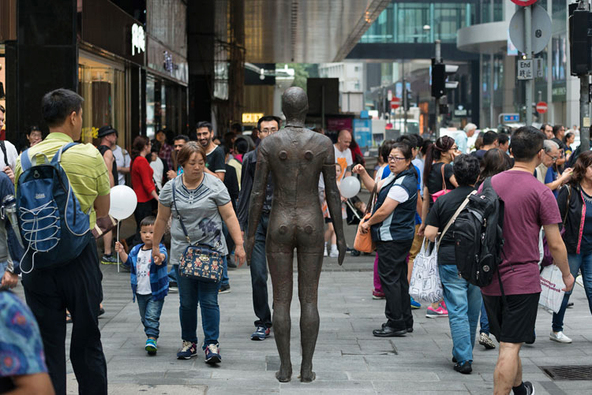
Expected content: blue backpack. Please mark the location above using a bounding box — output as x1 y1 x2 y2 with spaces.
17 143 92 272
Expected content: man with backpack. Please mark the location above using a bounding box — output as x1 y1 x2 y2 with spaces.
14 88 110 395
478 126 574 395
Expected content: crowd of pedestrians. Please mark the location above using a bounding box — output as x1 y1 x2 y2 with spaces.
0 88 589 395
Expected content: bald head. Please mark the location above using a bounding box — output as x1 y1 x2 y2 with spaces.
282 87 308 127
336 129 352 152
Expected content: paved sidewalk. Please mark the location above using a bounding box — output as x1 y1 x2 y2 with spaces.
14 217 592 394
67 255 592 394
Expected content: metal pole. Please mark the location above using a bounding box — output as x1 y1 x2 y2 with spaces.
581 0 591 151
525 5 533 126
547 0 553 124
581 74 591 151
403 60 408 134
435 40 441 139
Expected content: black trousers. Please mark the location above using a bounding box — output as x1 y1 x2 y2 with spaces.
376 239 414 331
131 200 156 245
22 239 107 395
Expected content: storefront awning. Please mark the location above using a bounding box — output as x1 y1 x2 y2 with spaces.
244 0 390 63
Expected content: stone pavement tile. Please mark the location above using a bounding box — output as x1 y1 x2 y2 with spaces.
346 371 440 381
372 380 468 394
107 384 207 394
554 381 592 392
281 379 374 391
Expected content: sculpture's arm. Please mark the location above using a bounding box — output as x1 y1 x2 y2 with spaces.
322 146 346 265
246 145 270 263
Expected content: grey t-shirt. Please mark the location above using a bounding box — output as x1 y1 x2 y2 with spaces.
159 173 231 265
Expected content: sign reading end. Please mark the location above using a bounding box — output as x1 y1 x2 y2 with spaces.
510 0 538 6
536 102 548 114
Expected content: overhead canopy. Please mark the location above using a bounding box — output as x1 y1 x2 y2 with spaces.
244 0 390 63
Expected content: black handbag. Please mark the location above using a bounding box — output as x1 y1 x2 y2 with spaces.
172 178 223 282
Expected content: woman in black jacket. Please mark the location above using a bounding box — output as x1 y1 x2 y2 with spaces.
554 151 592 343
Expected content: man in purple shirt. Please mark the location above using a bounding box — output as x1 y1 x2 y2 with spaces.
483 126 574 395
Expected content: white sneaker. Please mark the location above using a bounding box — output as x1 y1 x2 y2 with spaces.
329 246 339 258
549 331 572 344
324 248 328 257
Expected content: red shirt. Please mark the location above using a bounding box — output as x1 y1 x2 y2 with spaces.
131 156 156 203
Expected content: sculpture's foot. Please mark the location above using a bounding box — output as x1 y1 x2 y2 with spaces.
276 367 292 383
299 370 316 383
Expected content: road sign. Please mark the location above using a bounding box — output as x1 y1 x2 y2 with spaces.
391 97 401 110
518 60 533 80
509 4 552 55
501 113 520 123
535 58 544 78
511 0 538 6
536 101 548 114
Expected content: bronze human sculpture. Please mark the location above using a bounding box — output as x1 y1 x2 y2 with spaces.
246 87 346 383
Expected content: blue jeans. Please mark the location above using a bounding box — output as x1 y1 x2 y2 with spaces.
250 213 272 328
136 294 164 339
175 265 220 348
552 252 592 332
479 300 490 335
439 264 481 363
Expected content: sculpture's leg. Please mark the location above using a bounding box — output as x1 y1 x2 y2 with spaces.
296 245 323 383
267 249 294 382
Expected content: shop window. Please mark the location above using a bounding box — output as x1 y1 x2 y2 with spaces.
78 55 126 146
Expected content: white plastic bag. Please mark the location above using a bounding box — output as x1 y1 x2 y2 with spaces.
539 264 566 313
409 238 444 303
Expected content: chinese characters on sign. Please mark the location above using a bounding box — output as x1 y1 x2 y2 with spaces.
518 60 533 80
132 23 145 56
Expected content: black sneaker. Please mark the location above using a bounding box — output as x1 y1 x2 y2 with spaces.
523 381 535 395
219 284 231 294
453 361 472 374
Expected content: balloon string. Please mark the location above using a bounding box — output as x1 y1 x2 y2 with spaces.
117 222 120 273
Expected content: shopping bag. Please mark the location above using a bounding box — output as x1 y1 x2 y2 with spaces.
409 238 443 303
353 213 375 253
539 264 566 313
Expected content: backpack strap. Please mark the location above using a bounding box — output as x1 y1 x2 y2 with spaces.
53 142 79 165
0 140 6 167
437 190 476 249
20 148 33 172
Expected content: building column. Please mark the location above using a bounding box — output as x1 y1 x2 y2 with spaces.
7 0 77 146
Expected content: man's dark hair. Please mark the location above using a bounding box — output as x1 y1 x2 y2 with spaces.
397 134 418 149
410 133 424 148
453 154 480 187
196 121 213 132
510 126 545 161
540 123 548 132
41 88 84 128
234 137 249 155
553 124 564 137
498 133 509 146
230 122 242 133
173 134 190 143
257 115 281 130
140 216 156 228
482 130 499 146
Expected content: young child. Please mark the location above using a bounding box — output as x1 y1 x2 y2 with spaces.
115 216 169 356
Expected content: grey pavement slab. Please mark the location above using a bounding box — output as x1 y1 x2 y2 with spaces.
11 216 592 393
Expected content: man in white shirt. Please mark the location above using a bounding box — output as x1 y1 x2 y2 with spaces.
112 144 130 185
456 123 476 154
0 106 19 182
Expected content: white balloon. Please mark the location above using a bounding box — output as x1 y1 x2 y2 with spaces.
339 176 361 199
109 185 138 220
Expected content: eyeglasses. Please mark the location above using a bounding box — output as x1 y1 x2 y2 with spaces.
388 155 406 162
544 151 558 162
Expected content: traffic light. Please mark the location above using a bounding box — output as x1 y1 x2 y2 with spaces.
569 4 592 76
431 58 459 98
404 90 413 111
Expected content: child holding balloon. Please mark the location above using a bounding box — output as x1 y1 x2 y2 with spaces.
114 216 169 356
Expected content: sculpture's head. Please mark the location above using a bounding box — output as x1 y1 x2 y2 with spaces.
282 87 308 126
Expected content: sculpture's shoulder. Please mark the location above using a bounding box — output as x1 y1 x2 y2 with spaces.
307 130 333 149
